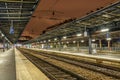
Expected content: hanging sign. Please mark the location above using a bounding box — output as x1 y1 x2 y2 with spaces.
84 31 87 37
9 21 14 34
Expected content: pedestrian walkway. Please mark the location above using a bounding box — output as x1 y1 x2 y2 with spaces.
0 48 16 80
15 48 50 80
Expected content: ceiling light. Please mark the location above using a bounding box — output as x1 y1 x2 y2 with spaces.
76 33 82 36
44 40 46 43
81 40 84 43
48 40 51 42
63 36 67 39
106 38 112 41
54 38 57 41
1 33 4 37
102 14 111 18
101 28 109 32
66 41 69 44
73 41 76 43
92 39 95 42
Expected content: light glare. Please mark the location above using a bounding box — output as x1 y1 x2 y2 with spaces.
106 38 111 41
101 29 109 32
76 33 82 36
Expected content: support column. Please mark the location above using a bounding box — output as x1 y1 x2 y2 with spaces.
3 37 5 52
99 39 102 49
54 42 57 49
108 40 110 50
46 41 49 49
58 38 62 51
89 35 92 54
77 41 80 52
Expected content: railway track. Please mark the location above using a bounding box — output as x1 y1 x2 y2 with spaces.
18 48 120 80
33 51 120 79
19 49 86 80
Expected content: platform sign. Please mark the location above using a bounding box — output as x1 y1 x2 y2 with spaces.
9 21 14 34
84 31 87 37
9 26 14 34
106 32 110 38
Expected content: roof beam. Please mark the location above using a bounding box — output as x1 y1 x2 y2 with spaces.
76 1 120 23
0 8 33 11
0 13 32 15
0 17 30 19
0 20 29 21
0 0 37 3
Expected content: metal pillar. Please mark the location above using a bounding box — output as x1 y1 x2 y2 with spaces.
89 35 92 54
77 41 80 52
3 37 5 52
46 41 49 49
108 40 110 50
99 39 102 49
58 38 62 51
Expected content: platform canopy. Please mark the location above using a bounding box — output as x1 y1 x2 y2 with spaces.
0 0 119 44
24 1 120 44
0 0 40 43
21 0 119 39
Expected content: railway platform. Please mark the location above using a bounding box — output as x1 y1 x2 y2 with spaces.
0 48 49 80
15 48 49 80
30 48 120 61
0 49 16 80
0 48 120 80
18 48 120 80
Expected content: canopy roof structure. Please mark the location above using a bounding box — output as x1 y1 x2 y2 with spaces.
21 0 118 39
0 0 40 43
0 0 119 44
24 1 120 44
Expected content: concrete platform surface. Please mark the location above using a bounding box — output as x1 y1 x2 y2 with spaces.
0 48 16 80
30 48 120 61
15 48 50 80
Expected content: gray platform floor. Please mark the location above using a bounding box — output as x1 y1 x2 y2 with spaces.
0 48 16 80
30 48 120 61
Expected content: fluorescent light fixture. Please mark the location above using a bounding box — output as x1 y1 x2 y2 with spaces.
54 38 57 41
102 14 111 18
101 28 109 32
44 40 46 43
92 39 95 42
106 38 112 41
63 36 67 39
66 41 69 44
81 40 84 43
73 41 76 43
1 33 4 37
76 33 82 36
48 40 51 42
